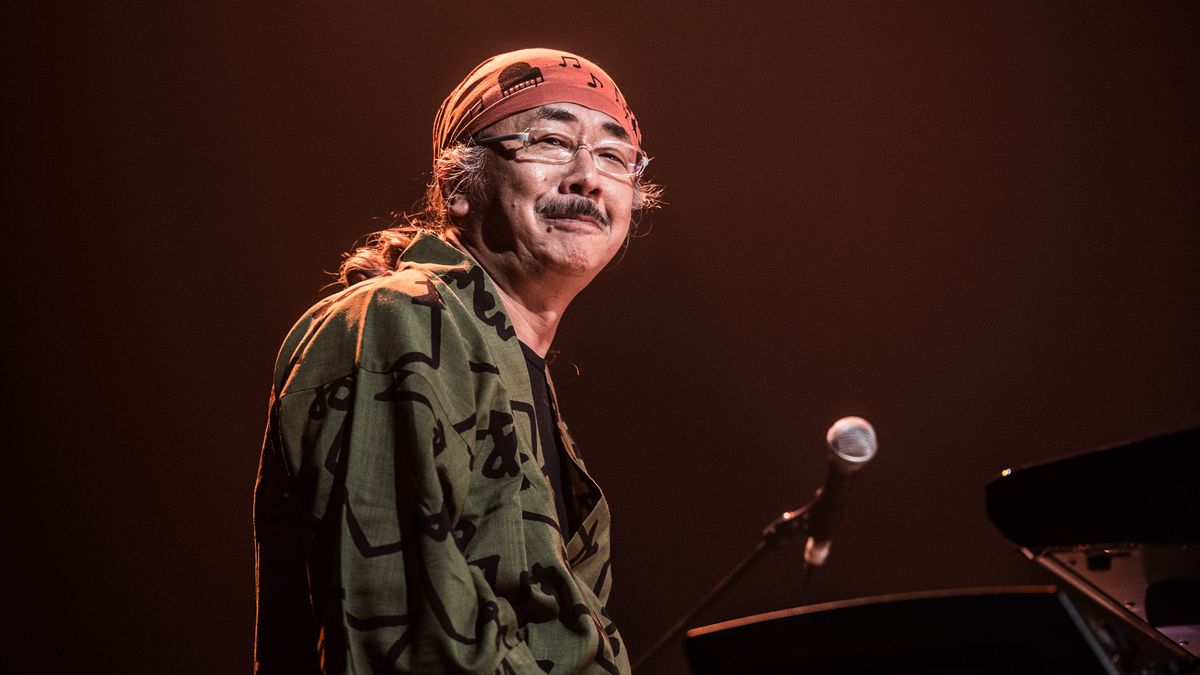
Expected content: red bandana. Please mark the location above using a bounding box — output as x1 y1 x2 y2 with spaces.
432 48 642 162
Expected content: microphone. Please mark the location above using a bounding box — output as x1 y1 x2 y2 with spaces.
803 416 879 567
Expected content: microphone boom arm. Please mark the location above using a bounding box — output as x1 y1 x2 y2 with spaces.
633 495 823 672
632 417 876 672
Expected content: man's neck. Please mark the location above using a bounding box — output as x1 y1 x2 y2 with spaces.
493 284 563 357
442 231 575 357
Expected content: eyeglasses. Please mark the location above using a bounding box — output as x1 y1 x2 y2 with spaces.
474 127 651 180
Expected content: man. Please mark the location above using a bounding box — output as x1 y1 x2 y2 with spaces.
253 48 660 674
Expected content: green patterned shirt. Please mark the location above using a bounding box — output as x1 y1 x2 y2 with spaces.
254 235 628 674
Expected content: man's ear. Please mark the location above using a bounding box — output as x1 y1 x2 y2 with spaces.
446 190 470 220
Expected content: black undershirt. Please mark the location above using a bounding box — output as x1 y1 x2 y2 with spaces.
519 341 575 536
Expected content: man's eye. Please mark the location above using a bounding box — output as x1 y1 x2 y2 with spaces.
597 151 628 166
534 135 570 147
597 146 635 164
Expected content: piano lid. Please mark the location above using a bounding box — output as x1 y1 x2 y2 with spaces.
986 426 1200 549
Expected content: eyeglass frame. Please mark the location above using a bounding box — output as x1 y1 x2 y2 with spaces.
473 127 652 181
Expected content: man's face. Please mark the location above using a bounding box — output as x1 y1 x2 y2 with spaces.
455 102 637 285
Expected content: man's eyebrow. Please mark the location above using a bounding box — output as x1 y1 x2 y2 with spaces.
534 106 579 124
535 105 631 142
601 121 630 142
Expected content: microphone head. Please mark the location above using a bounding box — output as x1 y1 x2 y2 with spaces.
826 416 878 472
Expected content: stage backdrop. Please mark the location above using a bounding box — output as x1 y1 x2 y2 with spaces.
13 2 1198 674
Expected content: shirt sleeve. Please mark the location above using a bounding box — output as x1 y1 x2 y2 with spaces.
266 363 548 673
256 271 612 674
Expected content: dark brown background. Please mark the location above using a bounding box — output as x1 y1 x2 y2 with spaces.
13 2 1198 673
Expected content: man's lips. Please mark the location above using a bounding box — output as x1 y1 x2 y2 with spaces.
545 213 601 228
540 211 610 233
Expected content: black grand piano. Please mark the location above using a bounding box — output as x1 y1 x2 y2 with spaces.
986 426 1199 668
686 427 1199 674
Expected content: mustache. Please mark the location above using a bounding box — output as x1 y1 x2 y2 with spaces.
536 196 611 228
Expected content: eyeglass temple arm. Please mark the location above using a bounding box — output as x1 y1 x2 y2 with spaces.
473 132 530 144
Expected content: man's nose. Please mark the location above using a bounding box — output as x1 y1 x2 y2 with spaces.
562 146 604 197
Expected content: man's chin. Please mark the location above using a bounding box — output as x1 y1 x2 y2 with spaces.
537 241 620 279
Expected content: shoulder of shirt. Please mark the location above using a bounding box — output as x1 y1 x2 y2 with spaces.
272 258 477 396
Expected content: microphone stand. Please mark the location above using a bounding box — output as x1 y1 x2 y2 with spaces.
632 497 821 673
